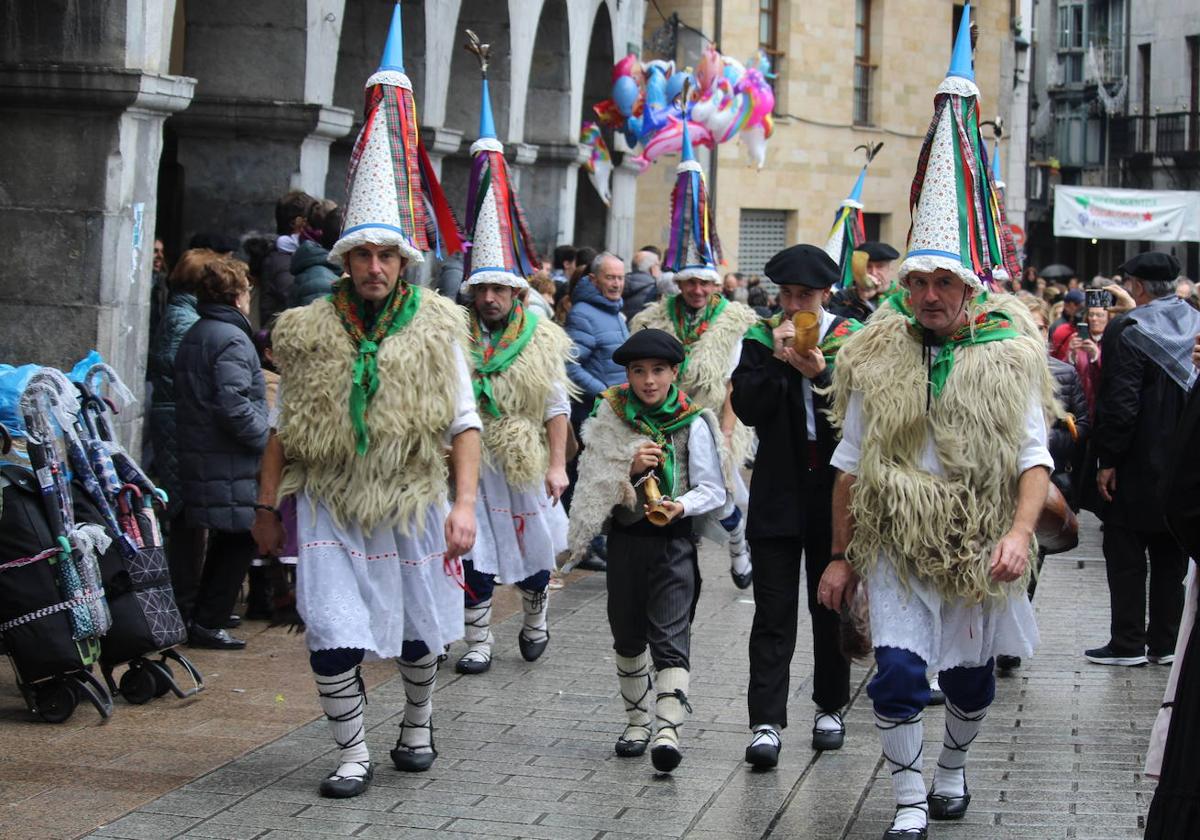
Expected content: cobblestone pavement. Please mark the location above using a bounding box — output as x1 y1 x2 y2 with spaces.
87 517 1168 840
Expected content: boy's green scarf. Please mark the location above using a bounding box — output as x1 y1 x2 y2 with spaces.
329 278 421 455
469 300 538 418
595 383 703 496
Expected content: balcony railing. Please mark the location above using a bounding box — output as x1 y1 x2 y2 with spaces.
1112 112 1199 160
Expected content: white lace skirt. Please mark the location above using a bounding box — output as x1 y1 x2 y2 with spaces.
294 491 464 659
464 464 566 584
866 554 1040 673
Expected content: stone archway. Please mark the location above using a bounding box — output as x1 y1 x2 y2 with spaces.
573 1 613 252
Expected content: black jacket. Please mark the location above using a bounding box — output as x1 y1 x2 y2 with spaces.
1165 383 1200 558
731 327 842 540
622 271 658 320
174 303 269 532
1089 311 1194 530
826 288 875 323
1047 355 1090 507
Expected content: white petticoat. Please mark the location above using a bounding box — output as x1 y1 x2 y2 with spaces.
867 556 1040 674
464 464 566 583
295 491 464 659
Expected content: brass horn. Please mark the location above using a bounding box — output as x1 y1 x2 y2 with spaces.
641 474 673 527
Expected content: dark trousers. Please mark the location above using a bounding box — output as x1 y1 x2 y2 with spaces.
606 527 698 671
868 647 995 719
463 560 550 607
191 528 257 630
1103 523 1187 655
561 398 591 513
166 511 206 625
747 526 849 729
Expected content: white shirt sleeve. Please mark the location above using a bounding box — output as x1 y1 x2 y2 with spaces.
727 339 743 377
675 420 727 517
829 389 864 476
445 344 484 444
1018 392 1055 474
543 381 571 422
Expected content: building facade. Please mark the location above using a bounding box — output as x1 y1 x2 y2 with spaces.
0 0 644 434
1025 0 1199 280
628 0 1020 280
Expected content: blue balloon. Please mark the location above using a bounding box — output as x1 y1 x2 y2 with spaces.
624 117 643 147
613 76 639 118
665 71 690 104
645 66 668 110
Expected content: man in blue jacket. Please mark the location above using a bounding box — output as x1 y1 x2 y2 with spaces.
562 252 629 564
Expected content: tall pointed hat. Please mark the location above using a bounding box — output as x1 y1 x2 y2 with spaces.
823 142 881 289
662 81 722 283
897 2 1019 290
462 30 539 289
331 2 465 265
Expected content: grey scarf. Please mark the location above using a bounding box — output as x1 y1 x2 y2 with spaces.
1124 296 1200 391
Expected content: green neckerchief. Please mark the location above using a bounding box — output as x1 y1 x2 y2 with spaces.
595 383 704 497
328 277 422 455
890 291 1021 397
744 311 863 364
470 300 539 418
666 293 727 377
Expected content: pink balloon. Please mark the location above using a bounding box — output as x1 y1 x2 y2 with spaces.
631 117 715 173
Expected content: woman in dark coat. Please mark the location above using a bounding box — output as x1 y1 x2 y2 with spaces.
174 255 269 649
147 248 217 624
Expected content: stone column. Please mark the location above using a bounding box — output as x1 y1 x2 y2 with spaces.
0 61 194 444
607 155 641 260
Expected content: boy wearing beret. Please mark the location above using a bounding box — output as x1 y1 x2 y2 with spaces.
566 329 734 773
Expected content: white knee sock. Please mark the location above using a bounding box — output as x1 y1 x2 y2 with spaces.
396 653 438 751
651 667 691 751
459 599 493 666
616 651 653 743
933 700 987 798
519 587 549 643
315 667 369 779
876 711 927 833
727 513 751 575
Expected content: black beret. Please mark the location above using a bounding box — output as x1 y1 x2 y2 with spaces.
857 241 900 262
613 328 686 366
1118 251 1181 283
763 244 839 288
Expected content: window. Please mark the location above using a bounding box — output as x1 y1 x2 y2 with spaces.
862 212 883 244
853 0 874 125
1188 36 1199 152
1055 103 1102 167
739 209 789 290
758 0 785 110
1054 1 1086 86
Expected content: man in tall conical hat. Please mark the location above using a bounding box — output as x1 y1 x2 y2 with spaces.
252 4 482 800
815 6 1057 838
629 103 758 590
453 30 577 677
822 161 870 288
828 241 900 322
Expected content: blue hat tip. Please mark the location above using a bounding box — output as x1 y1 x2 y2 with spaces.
946 2 975 81
479 78 498 140
378 3 406 73
680 119 696 163
848 166 867 202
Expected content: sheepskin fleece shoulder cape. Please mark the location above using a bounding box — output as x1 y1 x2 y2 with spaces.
566 400 735 565
829 292 1060 602
475 313 578 487
271 290 469 534
630 297 758 462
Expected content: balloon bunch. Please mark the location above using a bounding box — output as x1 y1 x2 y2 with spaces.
594 46 776 173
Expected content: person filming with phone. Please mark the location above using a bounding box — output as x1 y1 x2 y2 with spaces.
1052 289 1110 415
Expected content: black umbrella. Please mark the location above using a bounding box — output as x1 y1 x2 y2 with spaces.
1040 263 1075 280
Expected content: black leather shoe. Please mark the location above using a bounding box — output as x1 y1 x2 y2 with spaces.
576 553 607 572
730 568 753 590
882 827 927 839
615 735 649 757
928 786 971 820
391 742 437 772
518 631 549 662
319 763 372 798
745 728 781 769
651 743 682 773
454 654 491 675
188 623 246 650
996 654 1021 672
